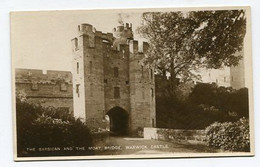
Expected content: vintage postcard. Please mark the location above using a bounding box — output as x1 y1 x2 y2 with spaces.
11 6 254 161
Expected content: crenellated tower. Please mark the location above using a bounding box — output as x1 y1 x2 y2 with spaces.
71 23 156 135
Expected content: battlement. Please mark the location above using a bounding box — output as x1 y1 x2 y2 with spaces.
73 23 149 60
15 68 72 84
102 40 149 55
77 24 114 43
15 68 73 101
129 40 149 54
72 23 156 132
74 23 150 52
101 32 114 43
113 23 132 32
78 23 93 34
113 23 133 42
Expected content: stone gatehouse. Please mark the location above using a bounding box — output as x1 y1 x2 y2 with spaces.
71 23 156 134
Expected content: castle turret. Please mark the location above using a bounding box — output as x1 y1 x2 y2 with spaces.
129 40 156 133
72 23 105 122
112 23 134 49
71 23 155 135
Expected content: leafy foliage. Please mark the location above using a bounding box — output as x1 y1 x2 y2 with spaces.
156 97 224 129
189 10 246 68
85 117 108 133
155 81 249 129
189 83 249 118
138 10 246 73
138 10 246 96
205 118 250 152
16 91 93 157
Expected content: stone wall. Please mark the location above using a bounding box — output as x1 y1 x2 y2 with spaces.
16 82 73 98
103 44 130 115
199 50 245 90
83 33 105 122
144 127 206 144
15 68 73 113
199 67 231 87
72 23 156 134
230 50 245 89
129 48 156 132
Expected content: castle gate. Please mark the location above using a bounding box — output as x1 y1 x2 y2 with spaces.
72 23 156 134
106 106 128 135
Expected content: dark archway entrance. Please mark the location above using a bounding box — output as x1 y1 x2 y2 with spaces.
106 107 128 136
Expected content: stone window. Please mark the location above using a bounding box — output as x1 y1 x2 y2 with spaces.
114 87 120 98
77 62 79 74
75 38 79 50
114 67 119 77
76 84 80 97
152 119 155 127
126 81 129 85
31 81 38 90
104 79 108 84
60 82 67 92
151 88 154 98
150 68 153 80
89 61 93 74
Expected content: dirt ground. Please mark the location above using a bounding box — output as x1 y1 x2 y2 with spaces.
93 136 218 155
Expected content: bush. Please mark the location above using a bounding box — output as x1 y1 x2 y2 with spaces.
205 118 250 152
155 80 249 129
85 118 108 133
156 97 226 129
189 83 249 118
16 91 94 157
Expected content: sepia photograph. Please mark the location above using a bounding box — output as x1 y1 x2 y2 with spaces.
11 6 253 161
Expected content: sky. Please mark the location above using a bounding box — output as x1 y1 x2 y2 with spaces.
11 7 251 88
11 9 146 71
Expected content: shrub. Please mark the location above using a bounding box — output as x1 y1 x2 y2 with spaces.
85 118 108 133
155 81 249 129
16 91 94 157
189 83 249 118
156 98 225 129
205 118 250 152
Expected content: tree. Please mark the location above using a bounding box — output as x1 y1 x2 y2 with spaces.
137 10 246 96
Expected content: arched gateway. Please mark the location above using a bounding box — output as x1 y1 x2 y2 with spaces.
106 107 128 135
72 23 156 135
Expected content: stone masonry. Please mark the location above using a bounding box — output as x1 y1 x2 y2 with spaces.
199 49 246 89
15 68 73 114
71 23 156 134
